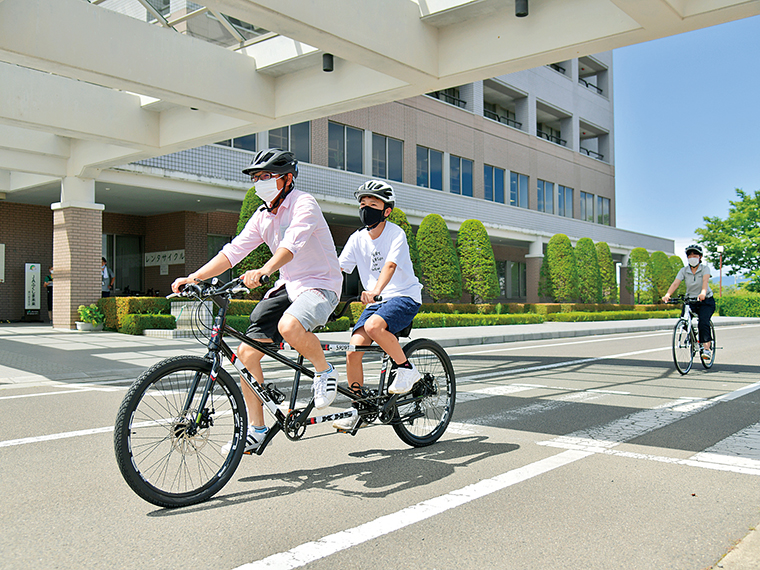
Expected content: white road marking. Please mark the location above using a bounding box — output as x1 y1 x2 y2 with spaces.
0 426 114 448
234 449 592 570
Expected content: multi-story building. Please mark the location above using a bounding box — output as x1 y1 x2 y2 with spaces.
0 2 675 323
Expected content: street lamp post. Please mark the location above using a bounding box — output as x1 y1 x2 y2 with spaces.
717 245 724 297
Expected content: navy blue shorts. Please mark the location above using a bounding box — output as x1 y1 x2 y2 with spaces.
353 296 421 336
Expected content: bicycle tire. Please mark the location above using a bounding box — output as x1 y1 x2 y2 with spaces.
114 356 247 508
672 319 693 375
700 321 716 369
392 338 456 447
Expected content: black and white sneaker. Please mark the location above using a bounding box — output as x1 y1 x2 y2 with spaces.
313 363 339 409
221 426 268 455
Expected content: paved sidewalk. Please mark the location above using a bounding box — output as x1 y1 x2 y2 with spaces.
1 316 759 567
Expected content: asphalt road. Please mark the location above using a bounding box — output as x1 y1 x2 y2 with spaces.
2 323 760 570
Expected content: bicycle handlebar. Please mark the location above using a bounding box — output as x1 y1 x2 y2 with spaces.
665 295 701 305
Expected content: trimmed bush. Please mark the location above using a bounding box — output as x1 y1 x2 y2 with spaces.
417 213 463 301
627 247 652 304
596 241 618 303
119 314 176 335
413 313 544 328
669 255 687 296
234 186 277 298
717 294 760 317
545 234 579 302
99 297 170 331
648 251 674 303
576 237 602 303
457 219 500 303
387 208 421 279
546 310 679 322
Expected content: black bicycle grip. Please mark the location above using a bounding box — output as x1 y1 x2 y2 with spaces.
260 274 270 285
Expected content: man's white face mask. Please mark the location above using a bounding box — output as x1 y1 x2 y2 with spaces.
254 176 283 204
688 257 700 267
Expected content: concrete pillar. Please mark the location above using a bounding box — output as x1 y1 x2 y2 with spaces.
364 129 373 176
525 239 544 303
51 177 104 329
618 254 634 305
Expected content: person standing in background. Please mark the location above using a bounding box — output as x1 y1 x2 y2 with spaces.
44 266 53 321
101 257 115 297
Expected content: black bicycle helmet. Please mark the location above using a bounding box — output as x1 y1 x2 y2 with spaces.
354 180 396 208
242 148 298 178
685 244 703 256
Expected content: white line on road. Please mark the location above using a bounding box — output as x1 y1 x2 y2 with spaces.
0 426 114 448
234 449 592 570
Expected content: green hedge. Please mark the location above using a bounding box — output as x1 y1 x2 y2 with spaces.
413 313 544 328
99 297 170 331
546 310 679 322
119 314 176 335
717 296 760 317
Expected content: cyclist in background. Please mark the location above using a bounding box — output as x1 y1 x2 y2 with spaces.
334 180 423 431
662 244 715 361
171 149 342 452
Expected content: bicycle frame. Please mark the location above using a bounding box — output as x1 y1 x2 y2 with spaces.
186 290 406 455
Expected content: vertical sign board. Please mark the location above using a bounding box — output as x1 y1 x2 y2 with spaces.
0 244 5 283
25 263 41 317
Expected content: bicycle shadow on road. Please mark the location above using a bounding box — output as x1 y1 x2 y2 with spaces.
148 436 518 515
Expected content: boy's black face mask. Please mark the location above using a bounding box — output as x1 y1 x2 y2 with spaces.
359 205 385 229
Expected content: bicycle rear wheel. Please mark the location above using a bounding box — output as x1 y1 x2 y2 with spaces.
672 319 693 375
393 339 456 447
700 321 716 369
114 356 247 508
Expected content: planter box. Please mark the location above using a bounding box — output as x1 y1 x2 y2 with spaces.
75 321 104 332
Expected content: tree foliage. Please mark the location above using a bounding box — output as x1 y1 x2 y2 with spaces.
648 251 674 302
575 238 602 303
595 241 618 303
456 219 500 303
627 247 651 304
387 208 421 279
235 186 276 297
669 255 686 296
417 213 462 301
544 234 579 302
695 188 760 291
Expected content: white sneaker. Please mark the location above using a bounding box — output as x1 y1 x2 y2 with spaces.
333 409 362 431
388 362 421 394
221 426 267 455
701 348 712 361
313 364 339 409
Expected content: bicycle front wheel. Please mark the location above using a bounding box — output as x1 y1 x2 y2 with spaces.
672 320 693 375
393 339 456 447
701 321 716 369
114 356 247 508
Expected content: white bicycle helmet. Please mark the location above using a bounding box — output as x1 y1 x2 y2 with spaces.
354 180 395 208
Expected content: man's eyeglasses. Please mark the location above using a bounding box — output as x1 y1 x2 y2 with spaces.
250 172 282 182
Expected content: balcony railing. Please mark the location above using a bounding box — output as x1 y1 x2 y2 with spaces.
548 63 566 75
580 147 605 161
537 130 567 147
579 77 603 95
484 109 522 130
427 91 467 108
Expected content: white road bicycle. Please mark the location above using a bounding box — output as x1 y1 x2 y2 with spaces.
667 295 716 375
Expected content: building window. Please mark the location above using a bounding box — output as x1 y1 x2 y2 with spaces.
328 122 363 173
450 155 473 196
597 196 611 225
416 146 443 190
268 122 310 163
558 185 573 218
537 180 554 214
372 134 403 182
510 172 529 209
580 191 595 222
213 134 257 152
484 165 505 203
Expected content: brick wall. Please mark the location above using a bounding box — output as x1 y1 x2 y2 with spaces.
0 202 53 321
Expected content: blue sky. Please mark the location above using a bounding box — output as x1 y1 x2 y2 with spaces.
613 14 760 269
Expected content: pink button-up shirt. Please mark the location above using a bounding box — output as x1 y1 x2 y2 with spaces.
221 189 342 300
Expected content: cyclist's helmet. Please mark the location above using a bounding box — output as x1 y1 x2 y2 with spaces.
685 244 703 256
354 180 395 209
242 148 298 178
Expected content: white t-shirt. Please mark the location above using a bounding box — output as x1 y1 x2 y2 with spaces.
339 222 422 304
